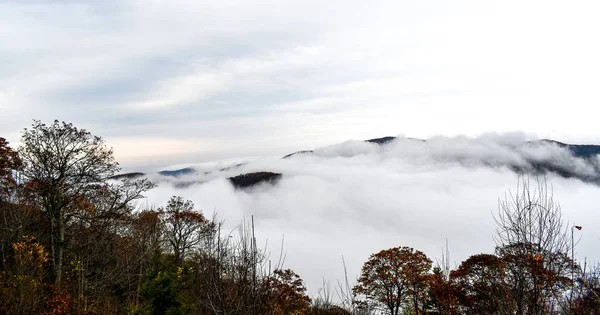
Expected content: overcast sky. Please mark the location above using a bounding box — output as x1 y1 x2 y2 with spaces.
1 0 600 169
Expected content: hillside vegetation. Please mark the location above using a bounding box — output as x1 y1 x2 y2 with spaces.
0 121 598 314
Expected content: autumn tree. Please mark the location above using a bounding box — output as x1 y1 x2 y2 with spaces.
0 236 49 314
493 176 575 314
0 139 40 269
424 267 459 315
163 196 212 265
496 243 573 314
263 269 311 315
353 246 432 315
450 253 511 314
0 137 22 200
131 209 164 261
18 120 154 286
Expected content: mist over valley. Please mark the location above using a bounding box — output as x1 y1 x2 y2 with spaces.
129 134 600 297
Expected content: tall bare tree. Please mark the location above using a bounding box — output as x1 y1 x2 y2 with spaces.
163 196 212 265
493 175 575 314
18 120 153 285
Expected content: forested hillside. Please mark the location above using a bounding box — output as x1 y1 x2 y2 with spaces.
1 121 599 314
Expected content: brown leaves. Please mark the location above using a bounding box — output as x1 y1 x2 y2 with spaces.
0 137 22 199
42 287 77 315
263 269 312 315
449 253 509 313
353 246 432 314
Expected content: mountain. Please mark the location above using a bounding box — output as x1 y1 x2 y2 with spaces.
282 150 314 159
535 139 600 159
365 136 397 144
228 172 282 189
111 137 600 188
108 172 146 181
158 167 196 177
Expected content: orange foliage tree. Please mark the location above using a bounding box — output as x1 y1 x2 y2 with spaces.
263 268 311 315
450 253 510 313
425 267 459 314
353 246 432 315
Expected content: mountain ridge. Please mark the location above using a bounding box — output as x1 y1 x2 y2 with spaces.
111 137 600 188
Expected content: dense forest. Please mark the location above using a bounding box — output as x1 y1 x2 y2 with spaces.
0 120 599 314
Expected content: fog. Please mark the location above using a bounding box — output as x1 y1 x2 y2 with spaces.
140 134 600 298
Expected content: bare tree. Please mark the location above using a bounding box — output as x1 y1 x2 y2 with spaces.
493 175 575 314
18 120 153 285
335 257 360 314
163 196 212 265
571 261 600 313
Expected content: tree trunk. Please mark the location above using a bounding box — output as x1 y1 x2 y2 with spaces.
50 218 56 281
136 264 143 306
414 291 419 315
54 215 64 286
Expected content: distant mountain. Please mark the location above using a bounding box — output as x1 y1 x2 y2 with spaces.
534 139 600 159
365 136 397 144
363 137 600 161
108 172 146 181
219 163 245 172
282 150 314 159
110 136 600 189
364 137 600 161
512 139 600 184
366 136 426 144
228 172 282 189
158 167 196 177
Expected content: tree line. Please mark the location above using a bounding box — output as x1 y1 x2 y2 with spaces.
0 120 598 314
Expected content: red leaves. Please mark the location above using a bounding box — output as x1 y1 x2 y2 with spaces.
42 287 77 315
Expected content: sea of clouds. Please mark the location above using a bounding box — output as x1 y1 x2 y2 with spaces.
139 133 600 298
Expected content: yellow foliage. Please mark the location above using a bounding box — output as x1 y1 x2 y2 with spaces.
12 236 49 279
0 236 49 314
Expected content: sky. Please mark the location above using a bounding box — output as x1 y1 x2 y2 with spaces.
1 0 600 170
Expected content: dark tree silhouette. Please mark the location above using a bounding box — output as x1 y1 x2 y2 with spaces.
18 120 153 285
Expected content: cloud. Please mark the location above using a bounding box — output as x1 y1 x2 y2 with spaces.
139 135 600 298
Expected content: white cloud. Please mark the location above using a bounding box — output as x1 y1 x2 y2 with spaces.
141 135 600 298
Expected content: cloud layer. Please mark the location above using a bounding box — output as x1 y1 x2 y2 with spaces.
140 135 600 298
